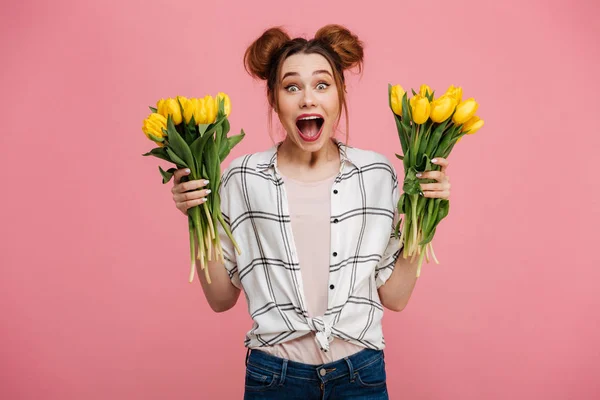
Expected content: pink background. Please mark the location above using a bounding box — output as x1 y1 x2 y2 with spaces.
2 0 599 398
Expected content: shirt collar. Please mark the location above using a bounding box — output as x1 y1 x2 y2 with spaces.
255 138 360 172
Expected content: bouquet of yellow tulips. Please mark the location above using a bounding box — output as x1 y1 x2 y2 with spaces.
388 84 484 277
141 93 244 284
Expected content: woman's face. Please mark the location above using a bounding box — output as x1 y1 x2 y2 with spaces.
276 52 340 152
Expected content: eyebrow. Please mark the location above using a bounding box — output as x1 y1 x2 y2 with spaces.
281 70 333 81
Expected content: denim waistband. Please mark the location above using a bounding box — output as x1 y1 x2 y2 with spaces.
245 347 384 384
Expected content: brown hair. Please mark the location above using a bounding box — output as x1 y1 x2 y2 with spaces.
243 24 364 144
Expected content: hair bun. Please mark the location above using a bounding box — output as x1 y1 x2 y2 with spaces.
314 24 364 73
244 27 291 80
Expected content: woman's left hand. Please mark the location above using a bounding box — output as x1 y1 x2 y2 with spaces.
417 158 451 200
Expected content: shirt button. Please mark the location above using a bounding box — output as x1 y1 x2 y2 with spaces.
332 252 338 257
333 189 338 194
329 284 335 290
333 219 339 224
320 368 327 376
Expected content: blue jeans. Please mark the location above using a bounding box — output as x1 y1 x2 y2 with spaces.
243 347 389 399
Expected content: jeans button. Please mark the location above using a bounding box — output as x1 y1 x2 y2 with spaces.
320 368 327 376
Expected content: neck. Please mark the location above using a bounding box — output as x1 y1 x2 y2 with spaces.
278 137 340 170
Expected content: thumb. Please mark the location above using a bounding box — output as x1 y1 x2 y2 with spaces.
173 167 191 185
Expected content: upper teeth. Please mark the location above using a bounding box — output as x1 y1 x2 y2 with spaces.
299 116 320 120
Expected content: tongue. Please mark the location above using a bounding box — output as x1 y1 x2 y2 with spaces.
297 119 319 138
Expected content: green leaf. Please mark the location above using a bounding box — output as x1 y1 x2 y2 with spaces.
220 130 245 161
425 119 450 157
436 124 457 157
142 147 171 162
436 199 450 224
191 129 215 178
147 133 164 143
401 92 410 126
211 125 223 180
416 194 427 216
403 148 410 172
217 97 225 119
159 166 177 184
402 168 421 195
419 226 437 246
416 153 431 175
394 113 408 156
198 124 210 136
394 153 404 160
222 117 231 135
149 106 158 113
419 199 450 246
419 120 433 156
398 193 406 215
411 88 417 96
166 147 187 167
166 115 196 172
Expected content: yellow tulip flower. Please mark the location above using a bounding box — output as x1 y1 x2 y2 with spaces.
462 116 484 135
419 84 433 98
410 94 431 124
390 84 405 115
203 95 217 124
452 98 478 125
196 98 208 124
182 97 201 124
157 98 183 125
216 92 232 117
429 95 457 123
445 85 462 105
142 113 168 146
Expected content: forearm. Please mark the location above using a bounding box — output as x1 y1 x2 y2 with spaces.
195 237 241 313
378 253 420 312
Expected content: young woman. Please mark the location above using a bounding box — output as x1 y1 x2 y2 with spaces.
171 24 451 399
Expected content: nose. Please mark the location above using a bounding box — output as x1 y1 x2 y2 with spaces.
300 89 317 108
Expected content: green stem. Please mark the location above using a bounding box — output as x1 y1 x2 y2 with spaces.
411 194 419 254
416 246 426 277
412 124 420 166
218 214 241 255
188 218 195 283
202 201 215 240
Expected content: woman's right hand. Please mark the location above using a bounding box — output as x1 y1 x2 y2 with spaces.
172 168 211 216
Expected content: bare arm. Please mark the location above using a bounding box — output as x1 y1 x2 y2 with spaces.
172 167 240 313
195 236 241 313
377 252 419 312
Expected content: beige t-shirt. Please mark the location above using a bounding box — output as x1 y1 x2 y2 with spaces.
259 171 365 364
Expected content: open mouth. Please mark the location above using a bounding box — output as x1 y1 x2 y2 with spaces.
296 115 325 142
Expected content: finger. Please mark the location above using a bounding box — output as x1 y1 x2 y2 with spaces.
173 168 191 186
173 188 212 203
172 177 209 195
177 197 208 213
420 183 449 192
417 170 445 182
422 190 450 199
431 157 449 173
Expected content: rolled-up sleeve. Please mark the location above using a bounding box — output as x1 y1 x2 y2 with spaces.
217 167 242 289
375 162 404 288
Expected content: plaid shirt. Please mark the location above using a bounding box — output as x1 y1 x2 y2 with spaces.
217 139 403 352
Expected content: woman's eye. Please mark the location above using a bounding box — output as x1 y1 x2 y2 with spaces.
285 85 299 92
316 83 329 90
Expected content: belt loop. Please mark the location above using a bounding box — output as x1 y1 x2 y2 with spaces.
344 357 355 383
279 359 288 386
245 347 251 366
